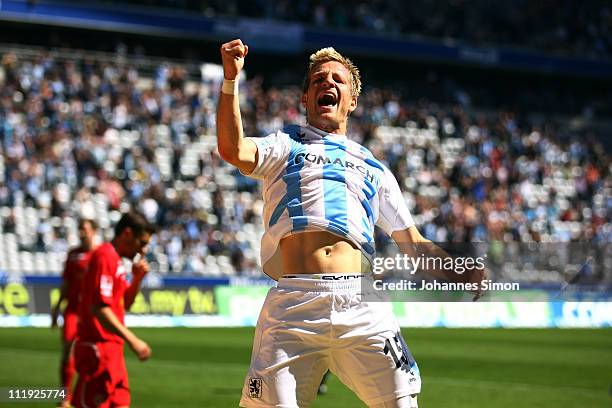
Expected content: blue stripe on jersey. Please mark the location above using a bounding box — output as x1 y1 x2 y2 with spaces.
361 198 373 220
322 137 348 236
364 157 384 172
269 195 288 227
317 137 347 151
357 144 377 255
359 144 386 173
362 178 376 200
362 242 375 255
361 202 374 249
361 222 373 243
269 140 308 231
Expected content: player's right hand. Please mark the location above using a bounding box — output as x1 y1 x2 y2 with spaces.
468 265 489 302
129 337 152 361
131 257 150 281
220 39 248 80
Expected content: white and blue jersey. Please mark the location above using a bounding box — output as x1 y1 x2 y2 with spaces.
245 124 415 278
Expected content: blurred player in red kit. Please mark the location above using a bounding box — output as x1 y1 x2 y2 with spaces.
51 218 99 407
72 211 155 408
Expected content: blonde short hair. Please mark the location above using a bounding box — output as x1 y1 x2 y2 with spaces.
302 47 362 97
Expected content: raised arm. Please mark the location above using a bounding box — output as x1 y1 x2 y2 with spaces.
391 226 487 301
391 226 458 282
216 38 258 174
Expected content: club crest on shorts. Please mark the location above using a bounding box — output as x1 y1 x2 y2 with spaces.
248 377 262 398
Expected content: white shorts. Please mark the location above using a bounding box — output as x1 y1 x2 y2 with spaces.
239 275 421 408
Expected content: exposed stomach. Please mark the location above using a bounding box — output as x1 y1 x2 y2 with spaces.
278 230 365 275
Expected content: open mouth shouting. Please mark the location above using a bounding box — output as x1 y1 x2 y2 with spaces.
317 92 338 111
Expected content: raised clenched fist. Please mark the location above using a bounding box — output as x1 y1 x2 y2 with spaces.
220 39 249 80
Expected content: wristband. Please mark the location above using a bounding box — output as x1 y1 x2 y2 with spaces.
221 79 238 95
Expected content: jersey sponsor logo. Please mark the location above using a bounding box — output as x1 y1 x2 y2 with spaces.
293 152 376 183
320 274 362 280
100 275 113 298
248 377 262 398
283 274 361 280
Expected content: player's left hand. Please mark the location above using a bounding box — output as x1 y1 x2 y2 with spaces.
131 257 150 281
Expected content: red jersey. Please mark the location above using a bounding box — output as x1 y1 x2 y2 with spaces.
77 243 128 344
62 247 94 312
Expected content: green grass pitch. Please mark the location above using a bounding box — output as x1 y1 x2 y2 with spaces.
0 327 610 407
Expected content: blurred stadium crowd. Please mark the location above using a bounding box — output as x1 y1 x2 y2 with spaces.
0 48 610 277
99 0 612 58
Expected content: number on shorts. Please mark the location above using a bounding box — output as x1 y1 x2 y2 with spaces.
383 332 413 374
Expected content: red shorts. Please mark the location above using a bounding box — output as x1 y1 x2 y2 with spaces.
62 311 78 342
72 341 129 408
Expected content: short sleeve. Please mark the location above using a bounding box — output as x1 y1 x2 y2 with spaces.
241 130 291 179
377 166 415 235
90 252 115 306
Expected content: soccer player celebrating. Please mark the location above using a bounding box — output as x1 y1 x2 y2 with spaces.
72 211 154 408
218 39 486 408
51 218 98 408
